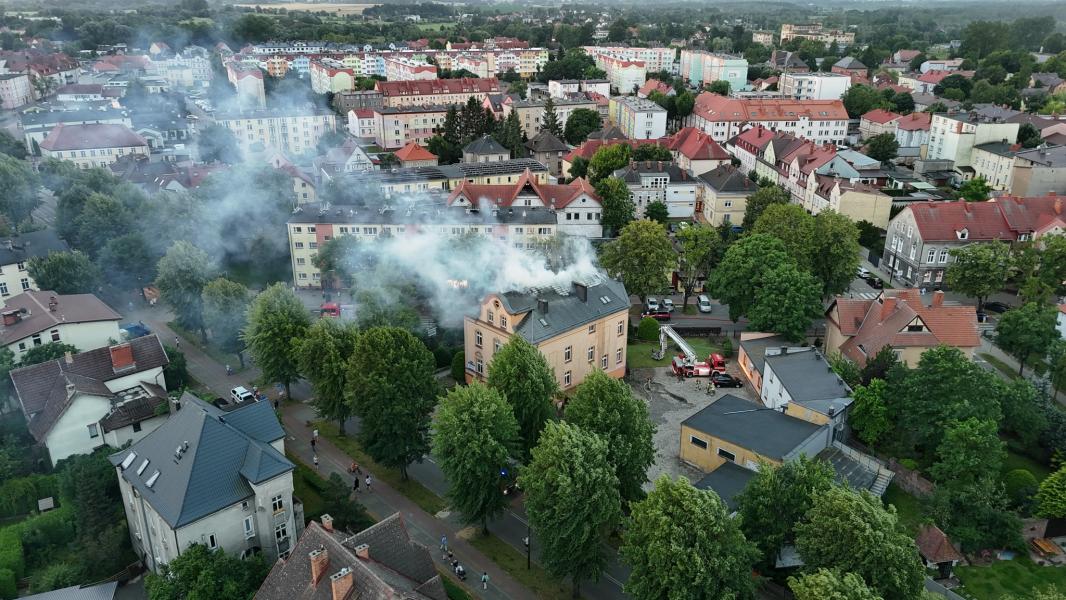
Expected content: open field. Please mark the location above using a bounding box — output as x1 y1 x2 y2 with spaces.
235 3 379 15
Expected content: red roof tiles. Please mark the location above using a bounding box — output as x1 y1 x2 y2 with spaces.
447 170 600 209
861 108 902 124
693 93 848 123
393 142 437 162
377 77 500 97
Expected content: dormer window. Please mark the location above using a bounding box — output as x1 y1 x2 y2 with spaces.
957 228 968 240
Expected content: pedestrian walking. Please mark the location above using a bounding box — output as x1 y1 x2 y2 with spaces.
365 474 372 491
440 535 448 558
313 428 319 440
225 364 233 376
313 454 319 469
447 550 454 565
481 572 489 589
310 438 316 452
174 336 180 348
352 477 360 494
273 398 279 411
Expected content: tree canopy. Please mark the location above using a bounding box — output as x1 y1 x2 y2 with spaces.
243 283 311 398
296 318 359 433
486 335 557 460
145 544 268 600
600 220 675 302
27 251 100 295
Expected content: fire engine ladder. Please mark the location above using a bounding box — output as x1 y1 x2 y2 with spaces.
652 325 698 364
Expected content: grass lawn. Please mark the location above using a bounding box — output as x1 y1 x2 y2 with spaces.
882 483 925 536
626 337 723 369
468 532 573 600
313 420 446 515
440 572 475 600
288 453 328 520
1002 448 1052 483
956 557 1066 600
168 321 249 376
979 352 1021 381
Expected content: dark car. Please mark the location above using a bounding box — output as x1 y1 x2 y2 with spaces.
710 372 743 388
864 275 884 289
983 301 1011 314
641 310 672 322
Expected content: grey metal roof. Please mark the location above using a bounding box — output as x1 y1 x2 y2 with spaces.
613 161 691 184
497 276 629 345
463 134 508 155
973 141 1016 158
1015 144 1066 167
833 56 867 70
110 392 292 528
737 334 787 376
0 229 68 265
525 130 568 153
21 582 117 600
697 164 760 194
681 394 822 459
763 348 853 416
694 460 755 511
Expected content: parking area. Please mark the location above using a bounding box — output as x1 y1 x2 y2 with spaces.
629 361 761 489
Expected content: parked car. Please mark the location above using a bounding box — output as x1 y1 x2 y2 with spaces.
641 310 672 322
230 386 255 404
864 276 884 289
646 297 660 312
856 267 872 279
697 295 713 313
662 298 675 312
710 372 743 388
983 301 1011 313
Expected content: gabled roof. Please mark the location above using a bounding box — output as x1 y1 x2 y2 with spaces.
110 392 290 528
637 79 674 97
376 77 499 97
730 125 776 153
447 169 600 210
697 164 759 194
682 394 823 460
861 108 902 124
0 290 122 346
489 276 628 345
907 201 1014 241
0 229 68 266
664 127 730 161
40 123 148 151
833 56 867 70
896 111 932 131
463 134 508 156
394 141 436 162
586 124 628 141
993 194 1066 235
916 524 963 564
693 93 848 123
524 130 568 153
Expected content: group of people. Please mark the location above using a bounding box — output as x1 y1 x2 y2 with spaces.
441 536 489 589
309 433 374 492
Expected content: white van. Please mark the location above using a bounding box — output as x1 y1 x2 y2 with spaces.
231 386 254 404
697 295 713 313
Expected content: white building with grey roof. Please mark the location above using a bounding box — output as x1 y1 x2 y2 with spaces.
111 392 299 573
760 346 852 426
0 229 68 297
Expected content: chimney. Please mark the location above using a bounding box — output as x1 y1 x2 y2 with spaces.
309 547 329 586
880 297 898 320
109 343 136 372
931 290 945 307
354 544 369 560
537 298 548 314
321 514 334 532
1 309 19 326
1056 198 1063 215
64 351 73 364
329 567 354 600
48 296 58 312
573 281 588 302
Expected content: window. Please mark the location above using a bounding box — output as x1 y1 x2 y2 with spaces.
294 242 304 249
475 359 483 374
926 248 936 263
717 448 736 462
244 516 255 539
588 323 596 334
16 262 24 271
493 339 500 353
563 370 572 387
500 316 507 329
587 346 595 362
487 310 494 325
617 321 624 336
207 534 218 550
274 523 288 542
938 249 949 263
20 278 29 291
601 354 608 369
0 282 7 296
689 435 708 449
88 423 99 438
271 494 284 513
564 345 572 363
475 330 483 347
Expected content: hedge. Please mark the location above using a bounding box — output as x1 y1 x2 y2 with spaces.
0 568 15 600
0 474 58 519
0 529 24 579
637 318 660 342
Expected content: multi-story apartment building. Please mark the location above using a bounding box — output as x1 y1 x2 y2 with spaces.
1012 145 1066 197
336 159 550 198
972 142 1018 192
148 52 213 89
346 108 378 140
548 79 611 99
448 171 604 237
926 110 1020 180
687 93 848 145
372 105 448 149
225 61 266 108
752 31 775 45
210 108 338 156
111 393 299 573
0 290 122 360
613 161 699 218
697 164 759 226
0 73 32 109
0 229 67 298
376 77 500 108
503 97 599 138
582 46 676 73
383 55 437 81
309 58 357 94
895 112 932 157
780 23 855 47
779 72 851 100
20 108 133 153
39 123 149 169
593 54 646 94
859 109 902 140
608 96 668 140
678 51 749 91
463 276 629 390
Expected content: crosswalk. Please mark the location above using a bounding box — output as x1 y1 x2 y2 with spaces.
848 292 881 300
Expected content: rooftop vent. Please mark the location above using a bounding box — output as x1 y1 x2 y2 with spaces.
136 458 150 475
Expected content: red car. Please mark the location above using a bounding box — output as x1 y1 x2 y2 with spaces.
641 310 671 322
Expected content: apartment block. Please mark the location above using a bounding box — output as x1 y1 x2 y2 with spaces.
376 77 500 108
927 110 1020 178
608 96 668 140
211 108 338 156
593 54 646 94
582 46 676 73
780 23 855 47
678 51 749 91
779 72 851 100
39 123 149 169
383 55 437 81
503 97 599 138
687 93 848 144
0 73 32 109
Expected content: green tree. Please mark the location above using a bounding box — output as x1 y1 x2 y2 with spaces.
97 233 157 293
196 123 242 164
347 327 438 478
433 382 519 531
959 176 991 201
930 417 1004 484
1038 465 1066 518
1018 122 1044 148
296 318 359 434
569 156 590 180
632 144 673 162
494 112 525 158
0 154 40 225
566 371 655 503
486 335 557 460
312 235 363 290
752 203 814 268
163 345 188 389
675 91 695 121
600 220 675 303
996 302 1059 376
861 346 900 384
746 262 823 341
676 223 726 312
789 569 883 600
865 132 900 162
542 97 562 138
850 379 891 447
564 108 603 145
520 421 621 598
809 210 862 300
0 130 26 159
156 241 214 341
201 278 250 364
998 377 1049 447
72 192 132 257
735 455 836 565
621 475 758 600
945 241 1011 310
55 448 122 544
145 544 268 600
842 85 891 118
794 487 925 600
595 176 635 234
1051 340 1066 397
27 251 100 294
741 185 790 231
320 472 373 532
706 80 730 96
645 200 669 224
19 342 78 367
708 234 790 321
829 353 862 388
588 144 632 184
243 283 311 399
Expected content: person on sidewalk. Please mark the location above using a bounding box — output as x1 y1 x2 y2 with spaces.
313 454 319 469
174 336 180 348
225 364 233 376
440 535 448 558
365 474 372 491
310 438 316 452
481 572 489 589
352 477 360 495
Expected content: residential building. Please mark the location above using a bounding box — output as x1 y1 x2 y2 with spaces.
752 31 775 45
581 46 676 74
225 61 266 108
831 57 868 83
972 141 1019 191
760 347 853 425
337 159 550 198
0 230 68 296
372 105 448 149
147 52 213 89
779 71 851 101
678 51 749 91
254 515 447 599
525 131 569 177
463 275 629 390
333 90 383 113
315 138 375 178
39 123 149 169
899 69 974 95
11 335 170 466
770 50 810 73
779 24 855 47
927 111 1020 180
394 142 438 168
608 97 667 141
448 171 603 237
111 392 298 572
920 58 964 73
503 97 599 138
0 290 122 358
725 124 776 176
383 55 437 81
687 93 848 145
636 79 675 99
859 109 902 140
210 108 338 156
613 161 698 218
662 127 731 176
825 289 980 368
808 176 893 229
346 108 378 140
593 54 646 94
895 112 932 157
1011 145 1066 197
0 73 32 109
20 582 117 600
697 164 758 226
376 78 500 108
882 197 1066 287
463 134 510 163
548 79 610 99
20 108 132 153
309 59 358 94
736 333 787 394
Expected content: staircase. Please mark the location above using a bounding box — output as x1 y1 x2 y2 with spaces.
817 441 895 497
870 469 894 496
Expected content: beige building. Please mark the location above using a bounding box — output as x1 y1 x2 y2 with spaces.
0 73 32 109
376 78 500 108
226 61 266 109
503 98 599 138
463 276 629 391
779 23 855 47
971 141 1017 192
372 105 448 150
807 176 893 229
211 109 338 157
696 164 758 226
39 123 149 169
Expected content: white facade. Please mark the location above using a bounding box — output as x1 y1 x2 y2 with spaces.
0 261 33 300
779 72 851 100
7 319 122 358
927 114 1020 169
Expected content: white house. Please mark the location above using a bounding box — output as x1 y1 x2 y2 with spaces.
613 161 699 219
0 230 69 298
10 335 171 466
111 392 300 573
760 346 852 426
0 290 123 359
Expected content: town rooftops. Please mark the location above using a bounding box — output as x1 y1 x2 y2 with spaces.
448 169 599 210
664 127 730 161
19 581 117 600
861 108 902 124
290 199 557 226
463 134 509 156
489 275 628 345
612 160 692 184
0 290 122 346
1015 144 1066 168
376 77 500 97
974 141 1019 158
110 392 290 529
737 334 788 376
393 141 437 162
0 229 68 266
896 111 932 132
638 79 674 97
40 123 148 151
11 335 169 441
613 96 668 113
681 394 823 460
833 56 867 70
692 93 848 122
762 347 852 415
907 200 1015 241
697 164 759 194
56 83 104 95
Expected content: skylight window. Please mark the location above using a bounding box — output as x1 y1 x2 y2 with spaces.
145 470 160 488
120 452 137 470
137 459 150 475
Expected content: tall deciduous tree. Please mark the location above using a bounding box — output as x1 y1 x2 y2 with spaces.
595 176 635 234
1037 465 1066 518
296 318 358 433
486 336 557 460
741 184 790 231
432 382 519 531
794 487 924 600
98 233 157 293
644 200 669 224
196 124 242 165
850 379 891 447
564 108 602 145
996 302 1059 376
566 371 655 503
588 144 632 183
959 176 991 201
346 327 438 478
676 224 726 312
73 192 132 257
156 241 214 342
600 219 675 303
145 544 268 600
746 262 823 341
201 277 251 365
621 475 758 600
752 203 814 268
27 250 100 294
0 153 40 226
789 569 882 600
865 132 900 162
809 210 862 300
243 283 311 398
520 421 621 599
945 241 1011 310
708 234 790 321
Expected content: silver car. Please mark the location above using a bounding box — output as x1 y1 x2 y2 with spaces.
662 298 675 312
646 298 660 311
697 295 713 313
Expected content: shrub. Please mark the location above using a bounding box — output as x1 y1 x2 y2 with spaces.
0 568 15 600
637 317 660 342
0 474 58 519
899 458 919 471
432 347 452 369
0 529 24 578
30 562 83 593
1005 469 1039 510
721 338 734 358
18 506 75 558
450 350 465 384
163 345 189 389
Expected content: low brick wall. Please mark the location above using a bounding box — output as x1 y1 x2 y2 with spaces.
887 458 936 497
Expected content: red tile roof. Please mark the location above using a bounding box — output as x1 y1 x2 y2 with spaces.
40 123 148 152
917 70 974 84
376 77 500 97
730 125 776 153
896 112 932 131
393 141 437 162
638 79 673 97
693 93 848 123
908 201 1014 242
993 194 1066 236
663 127 730 161
447 170 600 209
861 108 902 124
916 525 963 564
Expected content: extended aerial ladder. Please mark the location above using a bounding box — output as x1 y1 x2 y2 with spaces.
653 325 724 377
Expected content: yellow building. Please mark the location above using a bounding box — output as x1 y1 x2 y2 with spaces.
463 277 629 391
39 123 149 169
502 98 599 138
696 164 759 226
